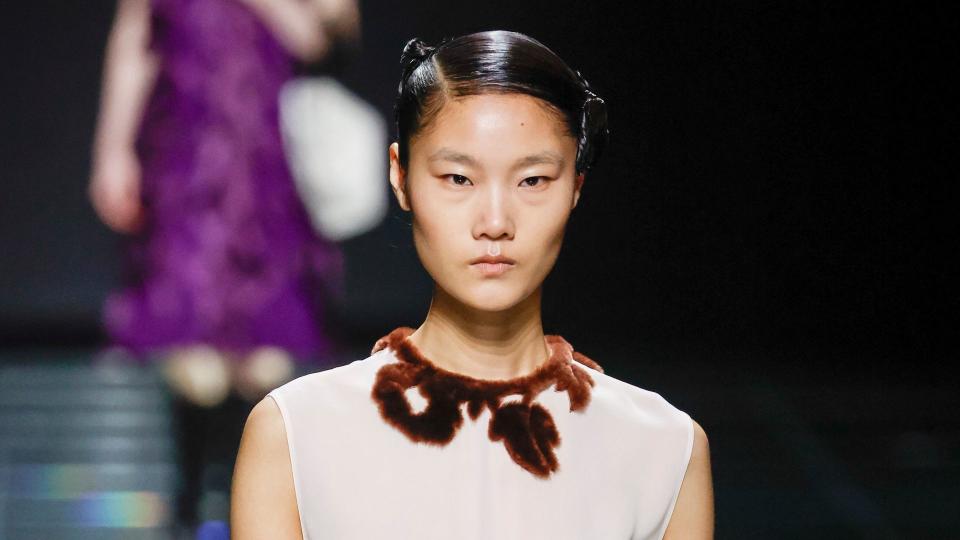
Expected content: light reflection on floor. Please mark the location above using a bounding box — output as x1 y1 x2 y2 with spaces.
0 355 179 538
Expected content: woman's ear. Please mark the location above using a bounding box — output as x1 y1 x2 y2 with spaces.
572 172 585 209
388 142 411 211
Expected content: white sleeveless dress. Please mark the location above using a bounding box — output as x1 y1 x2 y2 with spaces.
266 327 693 540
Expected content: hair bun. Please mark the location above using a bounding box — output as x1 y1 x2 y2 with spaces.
399 38 436 83
574 73 610 173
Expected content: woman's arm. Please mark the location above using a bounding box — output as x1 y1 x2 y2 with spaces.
239 0 360 62
663 419 715 539
231 397 303 540
88 0 158 234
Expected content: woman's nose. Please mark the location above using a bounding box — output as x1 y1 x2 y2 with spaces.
472 183 514 240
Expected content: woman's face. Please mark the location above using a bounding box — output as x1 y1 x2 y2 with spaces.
389 93 584 312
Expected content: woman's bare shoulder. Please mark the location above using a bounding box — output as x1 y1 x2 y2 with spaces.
230 397 303 540
663 419 715 539
245 397 288 445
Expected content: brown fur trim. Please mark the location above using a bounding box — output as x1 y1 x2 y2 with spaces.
370 327 602 479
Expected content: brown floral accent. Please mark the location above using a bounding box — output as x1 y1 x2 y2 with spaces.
370 327 603 479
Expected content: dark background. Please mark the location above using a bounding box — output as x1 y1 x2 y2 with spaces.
1 1 953 537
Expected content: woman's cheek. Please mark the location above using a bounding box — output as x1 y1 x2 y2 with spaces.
532 210 568 258
412 218 459 285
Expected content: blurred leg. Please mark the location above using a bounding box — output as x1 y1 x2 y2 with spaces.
161 345 233 533
170 394 205 532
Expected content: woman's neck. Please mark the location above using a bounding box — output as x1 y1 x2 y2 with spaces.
407 286 550 380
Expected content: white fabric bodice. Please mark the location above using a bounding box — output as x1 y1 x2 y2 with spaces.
267 344 693 540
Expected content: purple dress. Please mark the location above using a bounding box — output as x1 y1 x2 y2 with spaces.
103 0 343 362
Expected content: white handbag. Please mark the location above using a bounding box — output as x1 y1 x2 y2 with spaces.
279 76 388 242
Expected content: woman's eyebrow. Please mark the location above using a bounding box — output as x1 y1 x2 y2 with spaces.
427 148 564 168
514 151 564 168
427 148 478 166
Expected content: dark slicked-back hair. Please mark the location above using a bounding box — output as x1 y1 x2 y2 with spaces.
394 30 609 175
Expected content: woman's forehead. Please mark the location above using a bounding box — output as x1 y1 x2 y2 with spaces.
411 94 576 165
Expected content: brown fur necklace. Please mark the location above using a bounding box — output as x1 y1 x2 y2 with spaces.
370 327 603 479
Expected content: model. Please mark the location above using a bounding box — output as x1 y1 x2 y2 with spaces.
232 30 714 539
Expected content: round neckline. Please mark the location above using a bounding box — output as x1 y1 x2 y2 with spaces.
378 326 573 390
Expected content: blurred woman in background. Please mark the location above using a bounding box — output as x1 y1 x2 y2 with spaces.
89 0 358 531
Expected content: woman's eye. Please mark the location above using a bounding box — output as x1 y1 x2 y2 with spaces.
446 174 472 186
521 176 548 187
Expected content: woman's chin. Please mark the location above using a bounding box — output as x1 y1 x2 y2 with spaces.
470 298 518 313
454 286 530 313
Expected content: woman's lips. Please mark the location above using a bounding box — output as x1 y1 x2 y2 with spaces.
469 254 516 277
471 261 515 277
